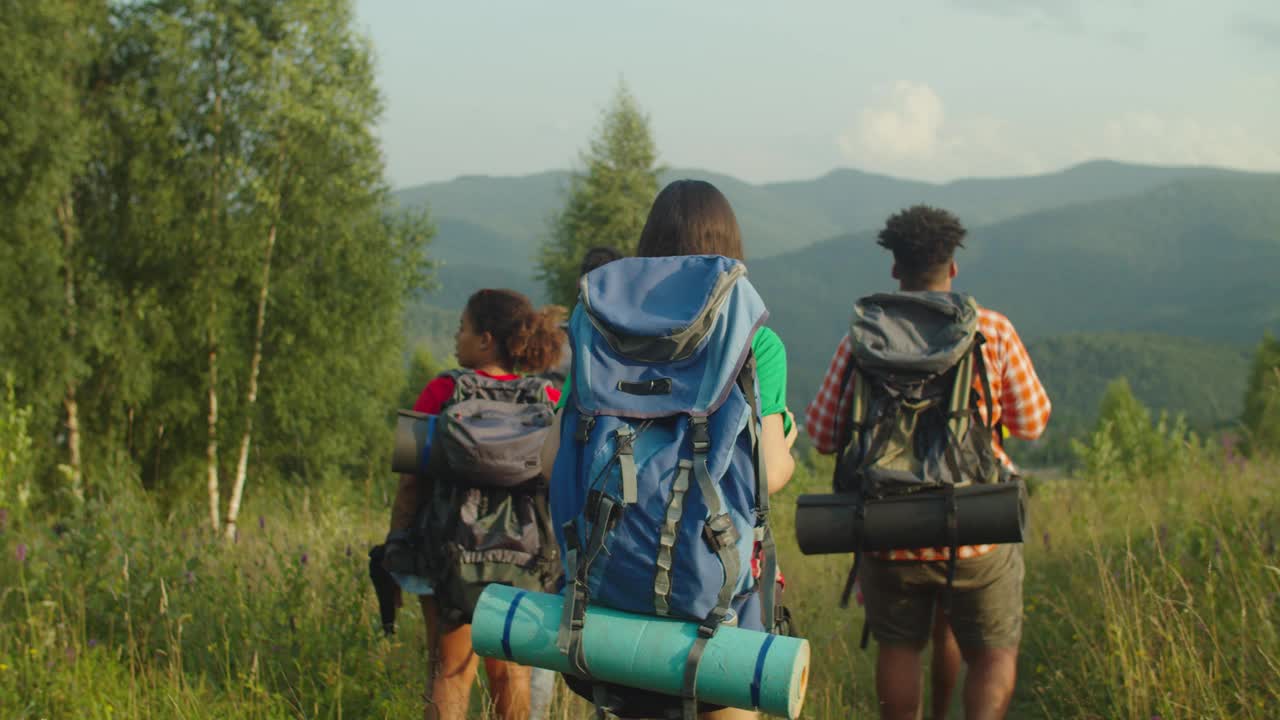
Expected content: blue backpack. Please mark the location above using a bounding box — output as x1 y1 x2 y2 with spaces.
550 255 778 718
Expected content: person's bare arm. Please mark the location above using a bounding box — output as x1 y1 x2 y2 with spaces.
760 411 797 495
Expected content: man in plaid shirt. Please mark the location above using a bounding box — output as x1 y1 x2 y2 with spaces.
805 206 1050 720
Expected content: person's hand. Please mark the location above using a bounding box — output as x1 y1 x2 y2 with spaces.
784 409 798 449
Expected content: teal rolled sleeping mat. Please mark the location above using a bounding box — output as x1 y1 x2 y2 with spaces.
471 584 809 718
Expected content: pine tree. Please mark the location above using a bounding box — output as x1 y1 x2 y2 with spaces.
1242 333 1280 456
537 83 661 306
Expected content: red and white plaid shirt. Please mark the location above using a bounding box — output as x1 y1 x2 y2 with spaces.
804 307 1051 562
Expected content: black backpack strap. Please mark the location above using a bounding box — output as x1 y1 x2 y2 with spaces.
943 486 959 616
834 345 864 459
839 550 863 609
367 544 399 636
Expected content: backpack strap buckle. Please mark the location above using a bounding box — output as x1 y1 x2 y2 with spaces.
614 426 639 504
584 490 622 532
575 414 596 443
702 513 739 552
690 417 710 453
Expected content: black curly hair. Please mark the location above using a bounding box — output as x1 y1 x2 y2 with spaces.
876 205 967 288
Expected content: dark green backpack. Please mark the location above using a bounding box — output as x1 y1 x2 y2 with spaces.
836 292 1006 497
833 292 1011 634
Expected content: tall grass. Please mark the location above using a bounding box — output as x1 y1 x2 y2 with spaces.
2 451 1277 718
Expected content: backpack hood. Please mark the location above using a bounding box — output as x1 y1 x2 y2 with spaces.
580 255 747 362
850 291 979 376
570 255 767 418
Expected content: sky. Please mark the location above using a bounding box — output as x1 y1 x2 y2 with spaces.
353 0 1280 189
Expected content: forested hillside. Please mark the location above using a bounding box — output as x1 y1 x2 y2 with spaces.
750 175 1280 422
394 159 1265 277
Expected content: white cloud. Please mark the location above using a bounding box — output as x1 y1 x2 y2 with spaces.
838 81 1280 180
1093 113 1280 171
838 82 1045 180
840 81 945 162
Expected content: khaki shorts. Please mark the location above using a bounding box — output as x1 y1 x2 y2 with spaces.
861 543 1024 650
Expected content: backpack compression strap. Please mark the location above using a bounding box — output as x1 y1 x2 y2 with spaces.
556 493 620 679
681 416 743 720
941 334 995 616
838 360 871 612
654 459 693 616
557 418 646 714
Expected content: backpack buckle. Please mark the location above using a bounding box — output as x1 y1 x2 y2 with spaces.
690 417 710 453
575 414 596 443
585 490 622 531
614 426 635 454
702 513 739 551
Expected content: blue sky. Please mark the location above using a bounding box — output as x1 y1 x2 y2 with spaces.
354 0 1280 189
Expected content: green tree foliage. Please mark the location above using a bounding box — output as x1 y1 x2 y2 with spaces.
398 343 455 410
1071 378 1202 483
0 0 111 502
537 83 660 306
0 0 433 518
1241 333 1280 456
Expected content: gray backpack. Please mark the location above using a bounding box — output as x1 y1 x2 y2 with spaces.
417 371 561 623
431 370 556 487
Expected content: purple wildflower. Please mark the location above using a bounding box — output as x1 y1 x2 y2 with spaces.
300 552 308 567
15 543 27 563
1042 531 1051 550
88 639 98 649
345 545 352 558
258 515 265 530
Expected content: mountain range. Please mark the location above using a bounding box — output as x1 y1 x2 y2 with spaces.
395 161 1280 446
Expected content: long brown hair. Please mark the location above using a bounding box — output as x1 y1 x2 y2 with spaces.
464 289 564 372
636 180 745 261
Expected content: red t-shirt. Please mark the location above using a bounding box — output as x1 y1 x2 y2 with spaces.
411 370 561 415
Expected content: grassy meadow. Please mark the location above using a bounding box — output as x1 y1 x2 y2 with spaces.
3 448 1278 719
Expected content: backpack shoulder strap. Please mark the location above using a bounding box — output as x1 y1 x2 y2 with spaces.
946 338 979 442
438 369 470 407
512 375 556 405
735 352 777 634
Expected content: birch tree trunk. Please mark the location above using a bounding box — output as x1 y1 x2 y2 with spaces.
225 220 277 542
207 314 220 533
205 59 226 534
56 195 84 502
